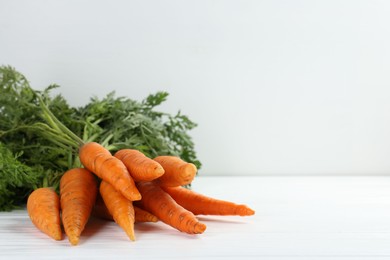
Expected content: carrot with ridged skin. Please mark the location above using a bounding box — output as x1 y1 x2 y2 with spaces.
162 186 255 216
136 181 206 234
114 149 164 182
60 168 98 245
27 188 62 241
93 192 158 223
79 142 141 201
100 181 136 241
134 206 159 223
153 156 197 187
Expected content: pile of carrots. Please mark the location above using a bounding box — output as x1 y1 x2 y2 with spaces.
27 142 255 245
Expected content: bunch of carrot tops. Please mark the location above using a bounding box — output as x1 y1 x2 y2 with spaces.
0 66 199 211
0 66 255 245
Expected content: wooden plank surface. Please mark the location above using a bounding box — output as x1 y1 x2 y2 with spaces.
1 176 390 259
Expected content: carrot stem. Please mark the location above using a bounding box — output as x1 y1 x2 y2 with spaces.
37 95 84 147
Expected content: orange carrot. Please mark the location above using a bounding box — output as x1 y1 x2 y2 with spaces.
100 180 136 241
114 149 164 182
27 187 62 241
93 192 158 223
79 142 141 201
134 206 159 223
136 181 206 234
153 156 197 187
60 168 98 245
162 186 255 216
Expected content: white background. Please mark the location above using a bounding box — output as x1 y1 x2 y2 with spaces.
1 0 390 176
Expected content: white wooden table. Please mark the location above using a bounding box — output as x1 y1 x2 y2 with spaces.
1 176 390 259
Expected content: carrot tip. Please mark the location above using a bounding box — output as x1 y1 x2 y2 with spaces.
126 231 136 241
238 205 255 216
52 232 62 241
68 236 80 246
195 222 207 234
131 194 142 201
240 206 255 216
247 209 255 216
155 166 165 176
150 217 159 223
46 227 62 241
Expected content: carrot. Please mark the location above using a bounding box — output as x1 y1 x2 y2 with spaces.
79 142 141 201
136 181 206 234
114 149 165 182
162 186 255 216
27 187 62 241
60 168 98 245
100 180 136 241
153 156 197 187
134 206 159 223
93 192 158 223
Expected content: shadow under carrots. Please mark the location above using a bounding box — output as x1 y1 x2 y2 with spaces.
135 221 203 240
76 216 112 244
197 216 248 224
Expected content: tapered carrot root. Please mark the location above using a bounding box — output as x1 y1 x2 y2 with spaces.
79 142 141 201
134 206 159 223
136 181 206 234
60 168 98 245
93 192 158 223
27 188 62 241
115 149 165 182
153 156 197 187
162 186 255 216
100 181 136 241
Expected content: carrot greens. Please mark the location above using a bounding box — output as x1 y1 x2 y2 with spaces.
0 65 200 211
